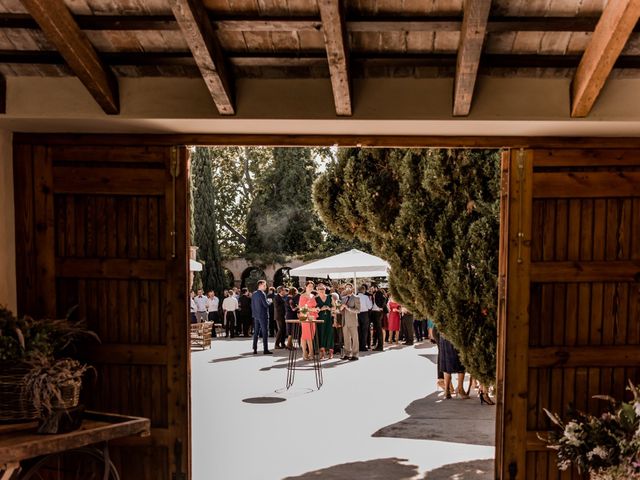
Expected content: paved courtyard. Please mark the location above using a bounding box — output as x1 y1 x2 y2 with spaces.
191 338 495 480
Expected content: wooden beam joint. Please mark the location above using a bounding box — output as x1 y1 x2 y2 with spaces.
453 0 491 116
20 0 119 114
171 0 235 115
318 0 352 116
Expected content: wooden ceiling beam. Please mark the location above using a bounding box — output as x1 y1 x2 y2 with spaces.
0 13 636 34
4 50 640 70
571 0 640 117
170 0 234 115
453 0 491 116
318 0 351 116
20 0 119 114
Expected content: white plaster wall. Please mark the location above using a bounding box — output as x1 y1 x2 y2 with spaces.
0 129 16 312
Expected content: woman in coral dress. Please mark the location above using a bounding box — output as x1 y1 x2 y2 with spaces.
387 297 401 343
298 281 318 360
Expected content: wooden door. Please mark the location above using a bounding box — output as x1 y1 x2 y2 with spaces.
13 140 190 479
496 148 640 479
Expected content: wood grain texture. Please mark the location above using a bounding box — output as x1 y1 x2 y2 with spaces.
171 0 235 114
530 261 640 282
497 148 533 479
571 0 640 117
318 0 351 116
533 171 640 198
529 346 640 367
20 0 119 114
452 0 491 116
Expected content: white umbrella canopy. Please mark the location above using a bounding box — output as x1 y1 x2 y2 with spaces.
289 249 390 280
190 259 203 272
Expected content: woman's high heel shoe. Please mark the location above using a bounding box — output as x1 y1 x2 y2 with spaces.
479 392 495 405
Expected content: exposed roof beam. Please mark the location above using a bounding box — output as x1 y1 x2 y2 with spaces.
170 0 234 115
453 0 491 116
4 50 640 70
0 13 636 33
0 75 5 114
318 0 351 116
20 0 119 114
571 0 640 117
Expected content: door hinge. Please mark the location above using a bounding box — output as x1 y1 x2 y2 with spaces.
499 275 507 302
170 146 181 178
173 439 187 480
516 148 526 265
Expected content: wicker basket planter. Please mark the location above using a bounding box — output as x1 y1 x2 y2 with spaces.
0 363 39 421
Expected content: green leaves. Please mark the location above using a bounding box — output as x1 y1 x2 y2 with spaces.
315 148 501 384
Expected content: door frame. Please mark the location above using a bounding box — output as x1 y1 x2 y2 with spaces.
13 133 640 480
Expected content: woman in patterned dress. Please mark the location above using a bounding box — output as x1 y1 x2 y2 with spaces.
298 281 318 360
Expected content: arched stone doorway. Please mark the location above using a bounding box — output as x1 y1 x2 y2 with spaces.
240 266 266 291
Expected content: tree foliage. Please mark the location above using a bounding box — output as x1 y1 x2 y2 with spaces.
190 148 227 294
246 147 324 257
314 148 500 384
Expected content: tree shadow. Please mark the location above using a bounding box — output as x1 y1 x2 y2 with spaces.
425 458 494 479
372 391 496 446
282 457 420 480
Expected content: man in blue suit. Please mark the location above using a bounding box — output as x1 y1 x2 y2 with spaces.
251 280 272 355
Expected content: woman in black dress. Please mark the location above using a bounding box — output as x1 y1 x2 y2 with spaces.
438 333 469 399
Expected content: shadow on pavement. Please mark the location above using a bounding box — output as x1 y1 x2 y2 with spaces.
282 457 420 480
425 458 494 479
372 391 496 446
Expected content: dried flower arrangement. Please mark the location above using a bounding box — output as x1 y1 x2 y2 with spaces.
542 381 640 480
0 306 98 430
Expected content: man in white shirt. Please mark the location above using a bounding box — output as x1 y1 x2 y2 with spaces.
222 290 239 338
356 285 373 351
190 291 197 324
194 289 208 323
206 290 220 337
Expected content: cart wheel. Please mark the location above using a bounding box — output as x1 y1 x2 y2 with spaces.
19 447 120 480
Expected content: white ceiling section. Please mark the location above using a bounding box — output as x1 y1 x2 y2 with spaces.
2 76 640 136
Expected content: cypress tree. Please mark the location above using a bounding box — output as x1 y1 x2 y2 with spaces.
191 148 227 295
314 148 500 384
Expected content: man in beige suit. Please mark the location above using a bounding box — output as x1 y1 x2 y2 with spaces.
340 284 361 361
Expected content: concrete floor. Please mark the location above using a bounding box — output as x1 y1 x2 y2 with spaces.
191 338 495 480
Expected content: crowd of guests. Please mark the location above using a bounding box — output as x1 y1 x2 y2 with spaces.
191 280 494 404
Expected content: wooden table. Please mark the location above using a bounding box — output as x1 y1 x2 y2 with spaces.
0 411 150 480
284 319 325 390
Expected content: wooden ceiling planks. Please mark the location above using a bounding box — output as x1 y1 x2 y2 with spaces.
571 0 640 117
21 0 120 113
318 0 351 116
171 0 235 115
453 0 491 116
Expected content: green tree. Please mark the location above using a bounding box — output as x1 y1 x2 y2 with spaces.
314 148 500 384
206 147 273 256
245 147 323 257
191 148 227 295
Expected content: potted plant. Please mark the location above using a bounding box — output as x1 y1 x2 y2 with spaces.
0 306 98 425
542 381 640 479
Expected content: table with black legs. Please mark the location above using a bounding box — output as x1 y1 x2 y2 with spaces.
284 319 324 390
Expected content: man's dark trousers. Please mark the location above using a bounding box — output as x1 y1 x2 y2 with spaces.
357 311 369 351
370 310 383 350
253 316 269 352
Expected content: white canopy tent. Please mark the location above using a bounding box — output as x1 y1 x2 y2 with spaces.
289 249 390 285
190 259 203 272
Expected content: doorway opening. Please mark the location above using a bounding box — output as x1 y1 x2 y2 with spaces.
188 146 500 480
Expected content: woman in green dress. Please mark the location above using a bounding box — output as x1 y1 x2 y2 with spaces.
315 282 335 359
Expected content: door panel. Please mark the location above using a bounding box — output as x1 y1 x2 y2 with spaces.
14 141 190 479
496 148 640 479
